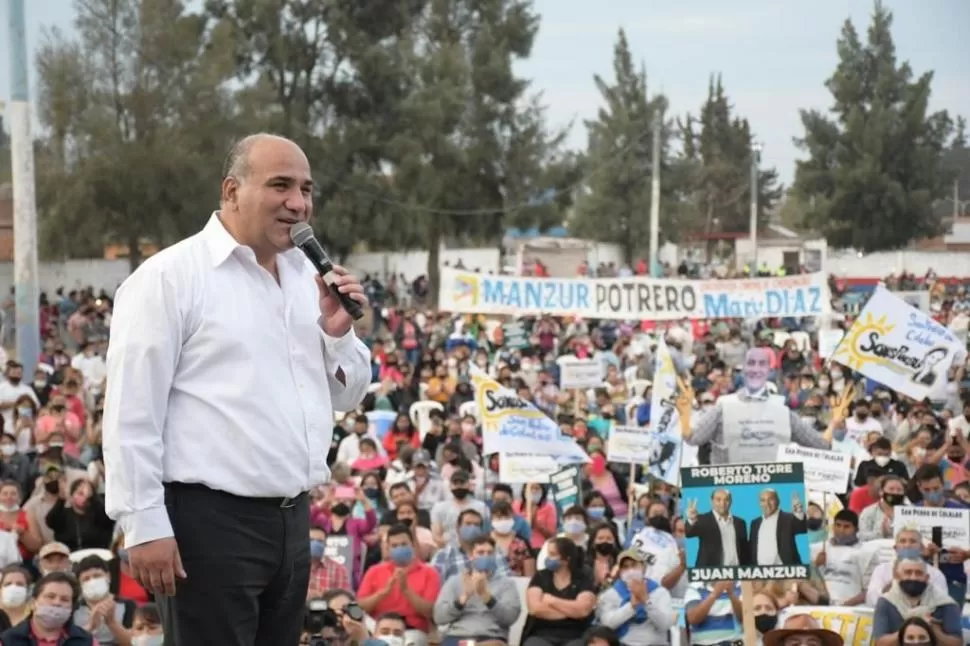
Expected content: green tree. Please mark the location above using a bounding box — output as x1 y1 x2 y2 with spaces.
34 0 238 268
570 29 669 265
792 1 953 251
679 75 782 242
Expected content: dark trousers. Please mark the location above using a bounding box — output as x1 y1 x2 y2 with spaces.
159 483 310 646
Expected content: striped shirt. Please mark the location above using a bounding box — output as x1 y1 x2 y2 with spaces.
684 582 743 645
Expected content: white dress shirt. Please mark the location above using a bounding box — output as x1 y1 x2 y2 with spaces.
757 513 781 565
716 515 739 566
104 214 371 548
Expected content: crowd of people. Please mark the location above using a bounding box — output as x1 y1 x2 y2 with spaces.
0 273 968 645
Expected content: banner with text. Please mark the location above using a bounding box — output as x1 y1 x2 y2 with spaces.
680 462 810 583
439 269 829 320
832 285 967 400
776 444 853 495
558 358 604 390
893 505 970 548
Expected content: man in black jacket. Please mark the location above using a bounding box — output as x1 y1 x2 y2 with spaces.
685 488 749 567
749 489 807 566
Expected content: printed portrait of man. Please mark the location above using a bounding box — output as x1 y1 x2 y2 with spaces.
742 346 773 393
749 489 807 566
685 488 749 568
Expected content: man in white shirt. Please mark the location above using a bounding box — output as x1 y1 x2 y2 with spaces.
103 134 371 646
865 527 948 606
813 509 869 606
0 361 39 431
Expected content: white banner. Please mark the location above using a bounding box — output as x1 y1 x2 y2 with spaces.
558 358 603 390
606 425 652 464
647 339 683 486
893 505 970 548
776 443 853 495
439 269 830 320
498 453 559 483
832 285 966 400
819 328 845 358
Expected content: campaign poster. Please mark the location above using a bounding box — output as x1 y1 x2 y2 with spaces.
680 462 810 582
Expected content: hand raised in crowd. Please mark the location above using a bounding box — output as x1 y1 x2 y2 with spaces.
685 498 698 524
628 577 648 604
674 376 695 420
127 537 187 597
471 570 489 596
460 572 476 601
791 493 803 516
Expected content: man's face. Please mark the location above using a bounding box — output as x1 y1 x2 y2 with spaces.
832 519 856 541
883 479 905 497
743 348 771 391
40 553 70 574
78 567 109 587
390 487 410 507
374 617 406 639
712 490 731 516
491 491 511 506
759 491 779 517
35 582 74 611
895 530 921 551
223 137 313 255
470 542 494 560
896 561 929 584
6 368 21 384
386 532 411 552
918 476 944 501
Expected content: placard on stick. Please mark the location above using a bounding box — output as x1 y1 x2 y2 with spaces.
680 462 810 583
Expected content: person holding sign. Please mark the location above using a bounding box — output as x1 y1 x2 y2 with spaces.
749 489 807 567
684 490 749 568
676 348 837 465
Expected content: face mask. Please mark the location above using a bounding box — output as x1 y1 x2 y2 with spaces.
818 379 830 389
594 542 616 556
363 487 381 499
832 534 857 546
883 493 904 506
675 536 686 550
874 456 890 467
331 503 351 517
619 568 643 584
529 491 542 503
33 380 46 388
545 558 561 572
563 519 586 535
587 507 606 520
389 546 413 566
471 555 496 573
833 429 847 442
896 547 922 560
831 371 843 380
492 519 514 535
0 504 19 513
922 490 945 505
33 604 73 630
754 614 778 634
590 455 607 476
16 407 32 418
82 577 110 602
132 636 165 646
310 539 325 560
459 525 482 542
806 518 824 531
1 584 27 607
899 579 928 598
856 411 869 420
377 636 405 646
647 516 672 533
452 488 471 500
44 480 60 495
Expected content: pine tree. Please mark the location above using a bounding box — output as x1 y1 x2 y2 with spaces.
570 29 669 264
792 1 953 251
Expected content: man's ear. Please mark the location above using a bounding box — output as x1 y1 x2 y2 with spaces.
221 176 239 207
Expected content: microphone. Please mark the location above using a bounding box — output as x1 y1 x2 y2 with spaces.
289 222 364 320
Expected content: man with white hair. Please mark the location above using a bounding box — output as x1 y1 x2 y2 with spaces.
865 527 948 606
872 557 962 645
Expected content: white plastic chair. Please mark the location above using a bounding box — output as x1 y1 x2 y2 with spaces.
418 382 430 401
458 400 479 421
409 400 444 441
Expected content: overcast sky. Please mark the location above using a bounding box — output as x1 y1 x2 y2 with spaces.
2 0 968 184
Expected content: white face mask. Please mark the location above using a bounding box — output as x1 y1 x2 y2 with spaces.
81 576 110 602
1 584 27 607
0 445 15 457
376 636 405 646
132 636 165 646
874 455 891 467
491 519 514 535
0 504 19 513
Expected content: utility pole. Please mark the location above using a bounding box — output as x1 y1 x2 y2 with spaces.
648 108 662 276
7 0 40 375
749 142 762 274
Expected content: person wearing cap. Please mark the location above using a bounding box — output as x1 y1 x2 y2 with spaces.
430 470 487 549
595 549 673 645
36 542 72 577
432 509 511 582
762 621 844 646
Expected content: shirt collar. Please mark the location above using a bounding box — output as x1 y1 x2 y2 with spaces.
203 211 306 270
740 386 770 401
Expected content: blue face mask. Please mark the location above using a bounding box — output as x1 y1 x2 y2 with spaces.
896 547 922 560
471 555 496 574
545 558 561 572
459 525 483 543
832 534 858 546
923 490 945 505
389 546 413 566
563 519 586 535
587 507 606 520
310 540 325 560
833 429 847 442
674 536 686 550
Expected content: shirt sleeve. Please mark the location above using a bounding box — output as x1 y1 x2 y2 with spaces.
319 327 372 412
684 405 722 446
103 262 186 547
790 412 831 449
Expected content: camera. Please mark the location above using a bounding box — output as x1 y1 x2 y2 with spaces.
304 598 365 646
